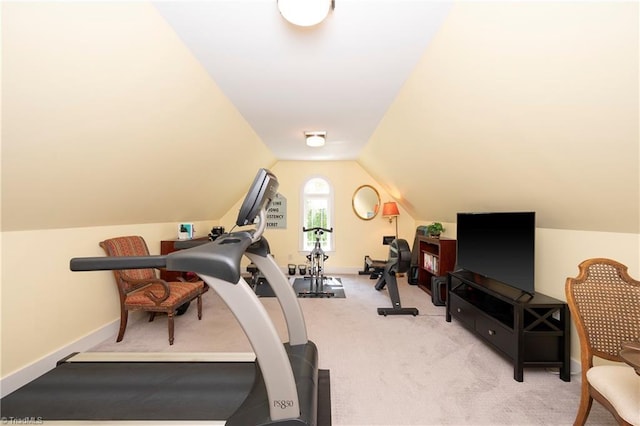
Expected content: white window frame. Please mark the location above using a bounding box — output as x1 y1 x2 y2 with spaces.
299 176 334 253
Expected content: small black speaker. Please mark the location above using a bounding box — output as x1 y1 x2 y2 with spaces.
431 276 447 306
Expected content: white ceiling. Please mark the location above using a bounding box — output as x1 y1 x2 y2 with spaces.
154 0 452 160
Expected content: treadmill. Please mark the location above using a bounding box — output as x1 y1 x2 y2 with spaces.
1 168 329 425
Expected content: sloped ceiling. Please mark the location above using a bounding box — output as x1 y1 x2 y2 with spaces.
360 2 639 233
2 2 277 231
153 0 452 161
154 0 638 233
2 1 638 233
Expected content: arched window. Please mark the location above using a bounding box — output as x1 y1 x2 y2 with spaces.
301 176 333 252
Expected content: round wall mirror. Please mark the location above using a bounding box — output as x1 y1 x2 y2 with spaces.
352 185 381 221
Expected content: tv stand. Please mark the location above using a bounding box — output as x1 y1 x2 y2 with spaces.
514 290 534 303
446 270 570 382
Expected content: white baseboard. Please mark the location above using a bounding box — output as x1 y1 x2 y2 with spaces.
570 358 582 378
0 320 119 398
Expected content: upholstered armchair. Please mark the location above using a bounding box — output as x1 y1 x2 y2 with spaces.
100 236 207 345
565 258 640 426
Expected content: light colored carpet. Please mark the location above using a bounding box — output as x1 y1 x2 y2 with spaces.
90 274 616 426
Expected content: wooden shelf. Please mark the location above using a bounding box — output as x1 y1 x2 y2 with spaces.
412 235 456 299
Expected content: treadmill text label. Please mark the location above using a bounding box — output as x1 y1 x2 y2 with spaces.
273 400 294 409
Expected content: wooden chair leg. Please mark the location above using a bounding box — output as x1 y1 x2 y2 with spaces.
148 312 156 322
117 309 128 342
168 312 175 345
574 379 593 426
197 295 203 320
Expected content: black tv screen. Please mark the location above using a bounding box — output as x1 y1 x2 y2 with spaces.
456 212 535 294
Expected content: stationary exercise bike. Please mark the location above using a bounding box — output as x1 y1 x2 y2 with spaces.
299 227 334 298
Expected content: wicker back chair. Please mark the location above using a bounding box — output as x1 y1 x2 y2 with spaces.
100 236 207 345
565 258 640 426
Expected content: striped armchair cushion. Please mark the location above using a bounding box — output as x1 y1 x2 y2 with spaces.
125 281 205 307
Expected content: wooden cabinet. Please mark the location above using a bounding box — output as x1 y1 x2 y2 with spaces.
414 236 456 298
446 270 570 382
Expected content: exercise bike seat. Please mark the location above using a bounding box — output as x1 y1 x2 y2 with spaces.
306 253 329 261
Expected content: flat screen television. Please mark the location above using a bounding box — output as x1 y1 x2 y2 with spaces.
456 212 535 294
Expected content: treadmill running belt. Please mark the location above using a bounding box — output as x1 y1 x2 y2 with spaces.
1 362 255 421
1 362 332 425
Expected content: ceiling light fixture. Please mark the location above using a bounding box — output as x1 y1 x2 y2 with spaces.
277 0 334 27
305 131 326 147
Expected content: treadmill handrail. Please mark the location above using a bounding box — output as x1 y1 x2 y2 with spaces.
70 255 167 271
70 231 254 284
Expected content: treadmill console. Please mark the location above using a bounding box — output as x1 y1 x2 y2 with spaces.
236 168 279 227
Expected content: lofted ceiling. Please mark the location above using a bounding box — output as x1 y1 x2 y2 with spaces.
153 0 452 161
2 1 637 234
153 0 638 234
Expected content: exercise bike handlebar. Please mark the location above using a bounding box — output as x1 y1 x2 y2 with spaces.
302 227 333 234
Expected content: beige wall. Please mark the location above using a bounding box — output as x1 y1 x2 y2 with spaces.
0 220 215 379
